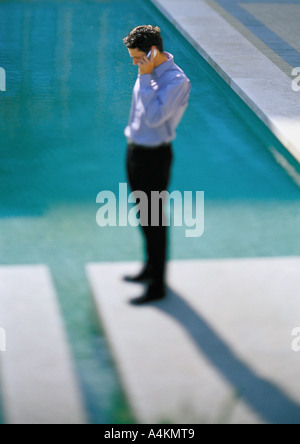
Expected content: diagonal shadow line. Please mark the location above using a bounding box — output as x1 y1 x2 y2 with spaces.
152 286 300 424
215 0 300 69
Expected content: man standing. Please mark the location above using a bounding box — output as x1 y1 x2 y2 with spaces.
123 25 191 305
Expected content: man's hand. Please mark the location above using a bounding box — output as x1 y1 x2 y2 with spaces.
138 48 156 75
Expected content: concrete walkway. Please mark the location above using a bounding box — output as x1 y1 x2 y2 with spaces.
151 0 300 163
87 258 300 424
0 265 87 424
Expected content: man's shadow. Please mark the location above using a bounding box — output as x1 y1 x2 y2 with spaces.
150 286 300 424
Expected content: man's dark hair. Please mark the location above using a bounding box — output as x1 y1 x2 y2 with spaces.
123 25 164 53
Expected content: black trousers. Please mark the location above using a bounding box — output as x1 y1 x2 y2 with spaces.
126 143 173 285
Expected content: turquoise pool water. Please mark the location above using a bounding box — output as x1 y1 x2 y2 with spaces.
0 0 300 424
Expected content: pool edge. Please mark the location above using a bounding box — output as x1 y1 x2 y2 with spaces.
150 0 300 164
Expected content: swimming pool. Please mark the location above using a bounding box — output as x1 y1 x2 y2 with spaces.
0 0 300 424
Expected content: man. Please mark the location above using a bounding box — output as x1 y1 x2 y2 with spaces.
123 25 191 305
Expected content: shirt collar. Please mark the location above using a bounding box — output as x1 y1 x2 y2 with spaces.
153 52 174 78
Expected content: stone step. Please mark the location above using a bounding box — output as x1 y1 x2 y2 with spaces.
0 265 87 424
86 258 300 424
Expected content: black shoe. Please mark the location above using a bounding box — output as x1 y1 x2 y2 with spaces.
130 282 166 305
123 266 153 284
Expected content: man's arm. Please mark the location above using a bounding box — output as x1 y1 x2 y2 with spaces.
138 74 191 128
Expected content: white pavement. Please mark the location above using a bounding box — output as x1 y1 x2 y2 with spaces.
0 265 87 424
87 258 300 424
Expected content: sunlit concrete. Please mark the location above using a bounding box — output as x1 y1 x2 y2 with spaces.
87 258 300 424
0 265 87 424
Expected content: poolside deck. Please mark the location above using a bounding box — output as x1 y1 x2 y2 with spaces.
87 258 300 424
1 258 299 424
0 265 87 424
151 0 300 163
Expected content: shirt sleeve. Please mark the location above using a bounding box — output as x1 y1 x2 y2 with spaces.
138 73 191 128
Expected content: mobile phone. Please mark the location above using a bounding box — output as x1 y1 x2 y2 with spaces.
147 49 157 59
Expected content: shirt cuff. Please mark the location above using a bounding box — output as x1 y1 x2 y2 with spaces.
139 74 151 88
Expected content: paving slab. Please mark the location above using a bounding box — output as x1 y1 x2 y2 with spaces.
86 258 300 424
0 265 87 424
151 0 300 163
